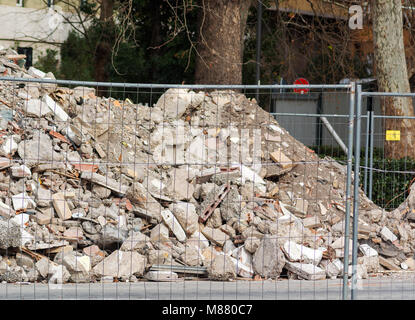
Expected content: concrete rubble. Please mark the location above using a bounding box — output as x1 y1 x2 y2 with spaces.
0 47 413 284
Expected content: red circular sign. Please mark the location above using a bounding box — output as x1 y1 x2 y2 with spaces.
294 78 310 94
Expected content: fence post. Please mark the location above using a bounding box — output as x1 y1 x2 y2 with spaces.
351 84 363 300
364 108 370 194
342 82 356 300
369 110 375 200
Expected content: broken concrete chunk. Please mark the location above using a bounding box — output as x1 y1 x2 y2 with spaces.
295 199 308 214
64 227 84 239
0 201 14 219
201 226 229 247
330 237 353 259
208 254 236 281
348 264 368 280
16 253 35 269
150 223 171 244
405 257 415 271
97 224 129 247
11 165 31 178
148 249 171 265
12 192 36 211
378 256 400 271
52 193 72 220
369 209 383 223
244 237 261 254
228 255 254 278
223 239 236 255
25 98 51 117
127 182 162 221
285 262 326 280
0 220 21 249
165 167 195 201
1 136 18 156
380 226 398 243
82 245 105 266
169 202 198 236
155 88 204 120
270 148 294 170
303 216 322 229
35 257 55 279
231 246 252 264
238 165 267 194
121 232 150 252
253 235 286 278
325 259 343 278
219 224 236 238
35 187 52 207
17 132 63 167
358 256 380 273
359 244 378 257
34 210 52 225
92 250 146 278
282 241 323 265
81 172 128 196
161 209 186 242
10 213 29 227
206 208 222 228
42 94 69 122
48 264 71 284
187 231 210 250
181 244 203 266
28 66 46 78
62 253 91 275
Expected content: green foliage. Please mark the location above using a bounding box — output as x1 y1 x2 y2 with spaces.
79 0 97 15
312 146 415 211
54 0 196 97
370 157 415 210
33 49 60 77
59 31 94 81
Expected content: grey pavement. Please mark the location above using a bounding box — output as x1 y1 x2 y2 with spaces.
1 276 415 299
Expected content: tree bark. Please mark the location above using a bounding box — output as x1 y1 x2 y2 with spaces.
195 0 252 85
372 0 415 159
94 0 114 94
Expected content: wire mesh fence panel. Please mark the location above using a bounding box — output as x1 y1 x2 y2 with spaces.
352 89 415 300
0 77 358 299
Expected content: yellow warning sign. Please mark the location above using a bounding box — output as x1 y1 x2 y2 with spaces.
386 130 400 141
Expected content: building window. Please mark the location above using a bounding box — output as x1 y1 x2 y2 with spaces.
16 0 24 7
17 47 33 69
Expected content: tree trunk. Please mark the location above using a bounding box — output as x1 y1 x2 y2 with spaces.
195 0 252 85
372 0 415 159
94 0 114 95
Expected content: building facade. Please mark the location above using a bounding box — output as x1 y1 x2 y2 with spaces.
0 0 86 66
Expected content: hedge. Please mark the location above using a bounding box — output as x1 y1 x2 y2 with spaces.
310 146 415 211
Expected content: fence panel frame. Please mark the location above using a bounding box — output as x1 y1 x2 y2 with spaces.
0 77 356 300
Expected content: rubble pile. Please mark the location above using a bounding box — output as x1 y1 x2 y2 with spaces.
0 47 413 284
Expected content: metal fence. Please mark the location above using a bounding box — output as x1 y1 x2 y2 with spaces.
0 77 412 300
353 87 415 300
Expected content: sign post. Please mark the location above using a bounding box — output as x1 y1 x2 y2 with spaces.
293 78 310 94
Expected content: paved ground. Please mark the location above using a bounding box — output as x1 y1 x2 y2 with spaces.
1 275 415 299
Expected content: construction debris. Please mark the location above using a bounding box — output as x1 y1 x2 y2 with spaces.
0 47 414 284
